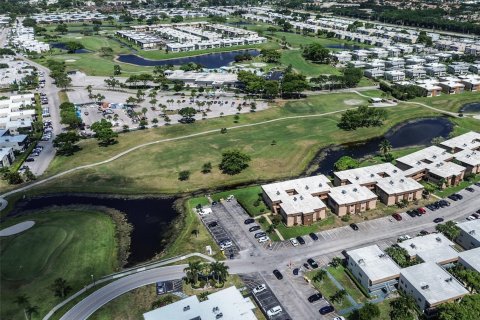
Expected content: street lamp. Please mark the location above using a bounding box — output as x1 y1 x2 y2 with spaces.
91 274 95 286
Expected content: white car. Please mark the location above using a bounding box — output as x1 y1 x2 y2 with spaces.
267 306 282 317
220 240 232 249
290 238 299 247
258 236 270 243
398 235 411 242
333 317 345 320
467 215 476 221
252 284 266 294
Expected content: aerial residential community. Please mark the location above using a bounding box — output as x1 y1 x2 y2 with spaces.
0 1 479 320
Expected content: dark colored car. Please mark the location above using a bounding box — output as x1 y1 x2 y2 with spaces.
211 201 217 206
475 182 480 187
244 218 255 224
254 232 267 239
434 218 444 223
309 232 319 241
273 269 283 280
319 305 334 315
25 158 35 162
307 258 319 269
407 210 417 218
473 213 480 219
350 223 359 231
207 221 218 228
296 236 306 245
249 225 261 232
415 209 423 217
466 187 475 192
419 230 430 235
448 194 459 201
308 293 322 303
392 213 402 221
293 268 299 275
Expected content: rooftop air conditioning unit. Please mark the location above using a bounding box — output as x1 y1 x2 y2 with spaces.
421 285 429 290
183 305 190 312
305 185 309 190
342 190 347 194
436 237 442 242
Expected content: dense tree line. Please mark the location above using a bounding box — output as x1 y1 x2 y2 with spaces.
338 105 388 130
59 102 82 129
380 81 426 100
311 66 363 90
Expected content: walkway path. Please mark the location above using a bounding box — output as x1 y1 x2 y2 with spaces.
0 107 353 208
263 214 285 241
43 252 214 320
0 221 35 236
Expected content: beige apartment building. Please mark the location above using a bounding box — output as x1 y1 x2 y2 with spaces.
375 177 424 206
327 184 377 216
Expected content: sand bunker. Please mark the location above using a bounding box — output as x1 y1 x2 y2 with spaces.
65 59 77 63
0 221 35 237
344 99 363 106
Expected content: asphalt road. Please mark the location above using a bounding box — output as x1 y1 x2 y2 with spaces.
59 185 480 320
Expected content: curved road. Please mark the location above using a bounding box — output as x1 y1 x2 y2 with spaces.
60 187 480 320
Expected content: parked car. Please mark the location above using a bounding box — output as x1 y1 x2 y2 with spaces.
307 258 318 269
475 182 480 187
254 232 267 239
466 187 475 192
333 317 346 320
25 157 35 162
273 269 283 280
398 235 411 242
219 240 232 249
472 213 480 219
419 230 430 236
296 236 305 245
392 213 402 221
252 284 266 294
249 225 261 232
207 221 218 228
434 218 444 223
290 238 299 247
417 207 427 214
293 268 299 275
308 293 322 303
319 305 334 315
244 218 255 224
258 236 270 243
350 223 359 231
406 210 417 218
467 215 476 221
309 232 319 241
267 306 282 317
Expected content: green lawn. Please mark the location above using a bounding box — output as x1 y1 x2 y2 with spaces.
280 50 341 76
412 91 480 114
211 186 270 217
256 217 281 242
434 175 480 198
162 198 223 260
0 209 118 320
276 215 336 239
307 270 353 310
327 266 368 303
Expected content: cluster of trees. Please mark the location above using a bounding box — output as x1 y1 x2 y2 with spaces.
448 265 480 293
260 49 281 63
389 294 419 320
234 52 253 63
310 66 363 89
63 41 85 54
302 43 331 64
179 62 203 72
59 102 81 129
380 81 426 100
91 119 118 146
219 149 251 175
125 74 154 88
435 221 460 240
183 261 230 287
46 60 71 90
1 167 34 185
337 105 388 130
53 131 81 156
0 48 15 55
334 156 359 171
438 294 480 320
384 246 417 268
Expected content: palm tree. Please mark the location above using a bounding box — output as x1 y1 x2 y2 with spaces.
184 261 203 285
312 269 327 283
330 257 343 268
25 305 39 320
14 294 30 320
209 262 229 284
86 85 93 99
379 139 392 159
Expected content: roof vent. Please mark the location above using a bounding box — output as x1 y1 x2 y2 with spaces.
417 161 421 165
342 190 347 194
432 155 437 159
216 313 223 319
445 277 453 282
319 183 323 187
421 284 429 290
370 173 375 177
393 169 398 173
436 237 442 242
400 179 404 183
390 180 394 185
355 176 359 180
305 185 309 190
183 305 190 312
293 197 297 201
353 188 358 192
410 243 416 248
300 195 304 200
469 230 475 235
463 143 467 147
213 306 219 312
358 259 365 264
276 191 280 195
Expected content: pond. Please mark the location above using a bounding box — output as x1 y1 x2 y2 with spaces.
7 195 179 266
117 49 260 68
50 42 90 54
460 102 480 113
326 44 362 51
309 117 454 176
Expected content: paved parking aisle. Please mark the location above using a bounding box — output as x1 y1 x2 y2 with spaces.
241 273 291 320
200 212 240 258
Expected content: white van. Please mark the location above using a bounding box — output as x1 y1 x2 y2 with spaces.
267 306 282 317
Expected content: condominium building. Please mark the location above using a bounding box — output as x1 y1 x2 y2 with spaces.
261 175 331 226
458 247 480 273
327 184 377 216
398 262 468 312
346 245 401 292
398 234 459 265
456 220 480 250
0 94 36 135
0 147 15 167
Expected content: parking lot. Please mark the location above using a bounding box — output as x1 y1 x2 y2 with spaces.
241 273 291 320
201 210 240 259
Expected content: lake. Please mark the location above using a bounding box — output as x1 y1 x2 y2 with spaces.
460 102 480 113
309 117 454 176
117 49 260 68
7 195 179 266
50 42 90 53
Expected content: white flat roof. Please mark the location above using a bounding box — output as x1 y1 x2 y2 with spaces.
329 184 377 205
400 262 468 306
458 247 480 272
398 234 457 264
347 245 400 282
457 220 480 243
440 131 480 151
453 149 480 167
396 145 453 168
262 175 330 215
376 176 424 195
143 286 257 320
334 163 403 185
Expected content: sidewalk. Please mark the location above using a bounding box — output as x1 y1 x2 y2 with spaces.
256 213 285 241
